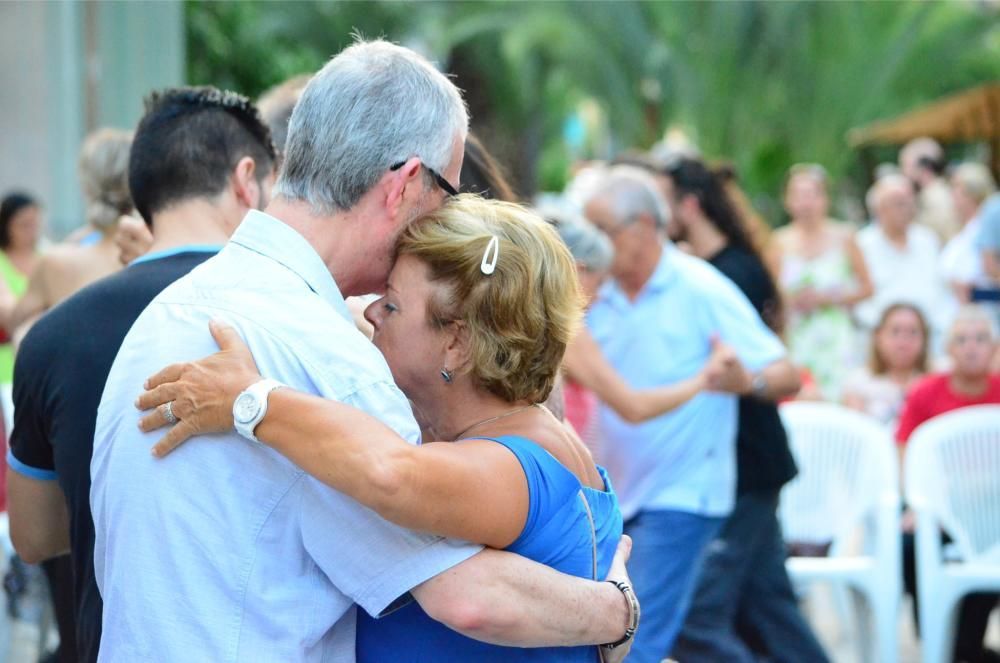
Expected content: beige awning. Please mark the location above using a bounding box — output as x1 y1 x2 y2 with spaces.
848 82 1000 147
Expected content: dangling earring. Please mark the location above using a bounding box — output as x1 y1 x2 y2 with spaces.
440 368 453 383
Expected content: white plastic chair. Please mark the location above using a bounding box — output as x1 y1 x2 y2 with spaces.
778 401 901 663
904 404 1000 663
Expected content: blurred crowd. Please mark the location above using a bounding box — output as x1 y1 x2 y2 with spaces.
0 45 998 663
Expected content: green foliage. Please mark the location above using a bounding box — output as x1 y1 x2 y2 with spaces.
186 0 1000 219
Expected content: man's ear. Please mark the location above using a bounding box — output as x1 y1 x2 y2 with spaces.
232 157 261 209
385 157 424 221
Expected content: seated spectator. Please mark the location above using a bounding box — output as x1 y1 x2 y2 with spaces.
773 164 872 400
941 163 997 319
896 304 1000 442
843 303 929 428
896 304 1000 663
9 128 133 338
856 174 946 338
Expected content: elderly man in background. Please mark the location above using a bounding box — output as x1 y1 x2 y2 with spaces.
582 165 800 663
856 173 946 340
899 136 958 242
896 305 1000 663
91 40 633 662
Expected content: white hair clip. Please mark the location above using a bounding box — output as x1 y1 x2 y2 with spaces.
480 236 499 275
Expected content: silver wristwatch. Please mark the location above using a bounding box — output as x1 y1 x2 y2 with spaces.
233 379 285 443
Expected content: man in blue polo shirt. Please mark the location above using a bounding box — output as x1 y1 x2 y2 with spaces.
583 165 800 663
6 86 278 662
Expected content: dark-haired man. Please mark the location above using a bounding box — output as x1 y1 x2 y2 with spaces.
6 85 277 662
661 158 828 663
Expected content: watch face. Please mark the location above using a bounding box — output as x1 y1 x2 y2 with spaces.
234 393 259 424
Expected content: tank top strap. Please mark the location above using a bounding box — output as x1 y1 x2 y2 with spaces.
0 252 27 295
482 435 583 548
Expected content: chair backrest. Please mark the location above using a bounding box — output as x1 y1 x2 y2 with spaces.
904 404 1000 563
779 402 897 547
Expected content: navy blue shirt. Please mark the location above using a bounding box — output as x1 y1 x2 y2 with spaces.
8 248 218 663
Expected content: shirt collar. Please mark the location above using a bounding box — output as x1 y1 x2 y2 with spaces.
599 242 676 308
228 210 352 322
130 244 222 266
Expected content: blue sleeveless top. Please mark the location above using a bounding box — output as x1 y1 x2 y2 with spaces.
355 435 623 662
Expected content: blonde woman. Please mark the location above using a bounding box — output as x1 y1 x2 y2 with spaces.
10 128 133 337
137 195 637 662
772 164 872 399
842 303 929 428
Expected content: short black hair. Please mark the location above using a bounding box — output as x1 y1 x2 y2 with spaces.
128 86 277 226
0 191 39 249
918 154 946 177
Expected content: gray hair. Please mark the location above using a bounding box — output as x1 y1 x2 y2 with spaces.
273 39 468 214
587 164 671 230
949 304 999 344
78 128 133 230
951 162 997 205
538 202 614 273
870 173 913 211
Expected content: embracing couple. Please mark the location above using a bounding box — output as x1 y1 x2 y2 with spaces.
90 40 637 662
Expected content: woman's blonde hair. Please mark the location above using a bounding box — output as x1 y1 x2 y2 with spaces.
79 128 133 230
397 194 584 404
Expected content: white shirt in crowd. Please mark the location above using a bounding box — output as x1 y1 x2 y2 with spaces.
855 222 946 333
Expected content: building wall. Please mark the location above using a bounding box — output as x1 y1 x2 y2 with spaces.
0 1 184 239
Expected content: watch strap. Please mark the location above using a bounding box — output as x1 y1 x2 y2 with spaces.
233 379 285 443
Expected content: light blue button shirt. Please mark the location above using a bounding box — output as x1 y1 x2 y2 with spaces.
587 245 786 520
91 211 481 663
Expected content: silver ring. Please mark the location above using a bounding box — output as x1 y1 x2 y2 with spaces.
162 401 178 425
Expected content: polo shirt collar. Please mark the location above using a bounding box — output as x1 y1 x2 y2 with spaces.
599 242 676 308
229 210 352 322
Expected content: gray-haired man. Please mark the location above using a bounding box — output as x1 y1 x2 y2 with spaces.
91 40 633 662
